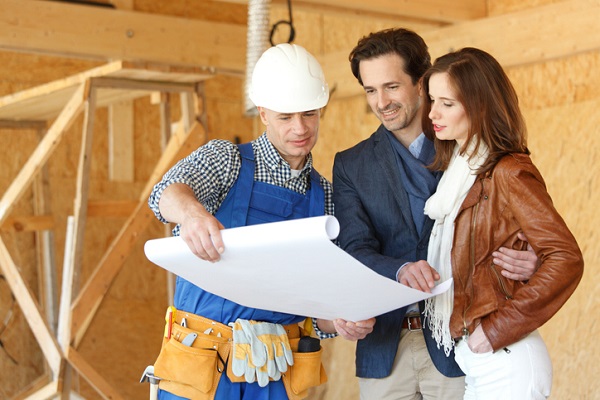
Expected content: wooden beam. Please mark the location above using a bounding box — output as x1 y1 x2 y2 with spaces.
33 126 59 337
91 76 198 93
0 238 63 377
0 215 55 232
321 0 600 99
158 92 173 150
135 0 249 25
16 377 60 400
0 120 47 130
70 87 97 279
0 202 140 232
57 217 75 352
0 82 86 224
321 0 486 22
57 217 76 399
110 0 133 9
179 92 198 133
220 0 485 23
0 0 246 74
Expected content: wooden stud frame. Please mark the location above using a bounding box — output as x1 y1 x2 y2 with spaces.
0 62 209 399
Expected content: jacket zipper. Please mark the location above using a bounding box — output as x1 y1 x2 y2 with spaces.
490 262 513 300
463 201 479 337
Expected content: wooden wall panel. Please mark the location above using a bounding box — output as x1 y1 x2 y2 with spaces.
508 51 600 110
0 1 598 399
205 75 255 143
522 97 600 400
513 55 600 399
134 96 164 181
0 53 102 96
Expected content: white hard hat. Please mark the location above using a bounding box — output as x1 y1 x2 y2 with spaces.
249 44 329 113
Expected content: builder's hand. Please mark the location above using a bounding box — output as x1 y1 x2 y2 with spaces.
239 319 294 387
179 213 225 262
397 260 440 293
231 320 259 384
333 318 375 341
158 183 225 262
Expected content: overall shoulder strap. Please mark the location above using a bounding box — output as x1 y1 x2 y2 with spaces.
308 168 325 217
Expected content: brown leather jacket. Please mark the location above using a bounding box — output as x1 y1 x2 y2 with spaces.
450 153 584 351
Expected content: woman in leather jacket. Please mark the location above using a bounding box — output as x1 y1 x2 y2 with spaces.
421 47 584 399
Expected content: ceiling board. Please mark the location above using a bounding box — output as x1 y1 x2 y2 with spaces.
217 0 487 24
0 0 247 74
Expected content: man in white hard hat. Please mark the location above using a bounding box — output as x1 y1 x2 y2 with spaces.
147 44 375 400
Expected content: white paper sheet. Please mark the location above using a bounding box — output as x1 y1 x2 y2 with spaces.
144 215 451 321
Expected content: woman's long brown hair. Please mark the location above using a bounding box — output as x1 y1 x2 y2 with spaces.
422 47 529 173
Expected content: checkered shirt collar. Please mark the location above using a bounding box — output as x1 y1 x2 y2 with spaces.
255 132 314 181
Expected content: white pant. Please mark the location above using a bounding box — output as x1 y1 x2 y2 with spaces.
454 330 552 400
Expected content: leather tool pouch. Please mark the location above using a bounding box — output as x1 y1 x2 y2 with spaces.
281 336 328 400
154 322 231 400
225 335 327 399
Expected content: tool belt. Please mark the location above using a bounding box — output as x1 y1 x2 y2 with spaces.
153 308 327 400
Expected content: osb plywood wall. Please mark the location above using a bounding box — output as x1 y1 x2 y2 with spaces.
0 1 598 399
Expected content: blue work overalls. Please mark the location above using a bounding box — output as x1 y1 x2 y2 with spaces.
159 143 325 400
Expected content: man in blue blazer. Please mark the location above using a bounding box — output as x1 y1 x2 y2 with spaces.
316 28 539 399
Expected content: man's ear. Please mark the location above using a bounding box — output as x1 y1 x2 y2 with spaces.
417 77 425 97
257 107 269 125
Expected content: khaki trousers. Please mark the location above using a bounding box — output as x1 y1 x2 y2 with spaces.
358 328 465 400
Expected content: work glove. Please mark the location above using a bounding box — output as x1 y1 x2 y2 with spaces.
231 320 261 385
239 319 294 386
231 319 294 387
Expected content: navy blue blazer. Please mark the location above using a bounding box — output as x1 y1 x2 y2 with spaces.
332 126 464 379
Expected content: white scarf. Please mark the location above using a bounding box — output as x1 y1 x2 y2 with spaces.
423 140 488 356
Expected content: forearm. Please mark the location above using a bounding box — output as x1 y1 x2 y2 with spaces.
158 183 211 224
315 318 336 334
